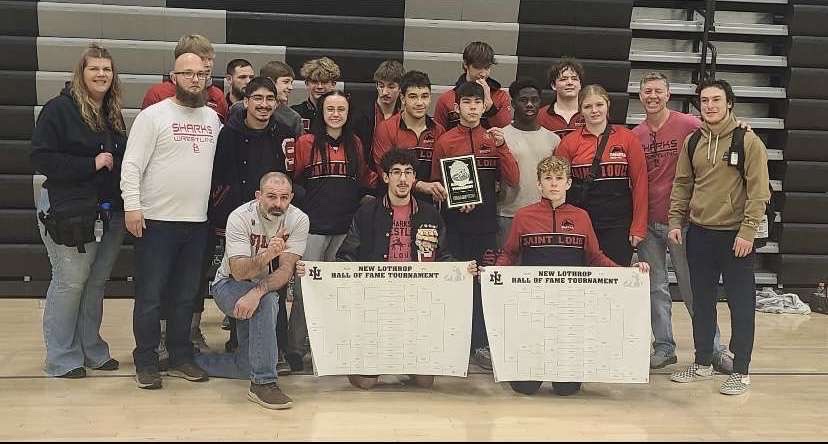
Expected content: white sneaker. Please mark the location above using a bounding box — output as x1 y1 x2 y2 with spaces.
720 373 751 395
670 363 713 383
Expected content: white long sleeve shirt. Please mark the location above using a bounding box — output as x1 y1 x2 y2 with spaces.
121 98 221 222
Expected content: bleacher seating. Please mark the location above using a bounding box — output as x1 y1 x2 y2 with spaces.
0 0 825 296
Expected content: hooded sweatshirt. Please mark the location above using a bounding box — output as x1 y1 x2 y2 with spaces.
31 86 127 211
668 112 770 242
209 103 297 233
434 75 513 130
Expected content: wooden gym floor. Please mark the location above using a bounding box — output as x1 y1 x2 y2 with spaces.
0 298 825 441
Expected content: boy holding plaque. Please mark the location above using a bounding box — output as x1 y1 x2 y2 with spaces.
430 81 519 370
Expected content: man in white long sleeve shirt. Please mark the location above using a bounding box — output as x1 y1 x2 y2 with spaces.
121 53 221 390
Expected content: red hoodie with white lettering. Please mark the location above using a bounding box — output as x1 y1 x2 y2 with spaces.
497 199 617 267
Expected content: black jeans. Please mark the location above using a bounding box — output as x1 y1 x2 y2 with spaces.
447 230 497 350
686 224 756 374
133 220 208 370
510 381 582 396
596 226 634 266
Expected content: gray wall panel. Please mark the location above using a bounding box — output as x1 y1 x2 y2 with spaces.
39 3 225 43
405 0 463 20
37 37 175 74
404 19 518 55
460 0 520 22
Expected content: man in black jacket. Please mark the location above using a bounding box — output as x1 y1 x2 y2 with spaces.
298 148 478 389
209 77 300 372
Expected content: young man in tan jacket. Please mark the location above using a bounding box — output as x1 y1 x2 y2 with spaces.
667 79 770 395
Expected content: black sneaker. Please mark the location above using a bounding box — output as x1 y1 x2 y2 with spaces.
93 358 120 371
167 361 209 382
56 367 86 379
136 368 162 389
285 352 304 372
248 382 293 410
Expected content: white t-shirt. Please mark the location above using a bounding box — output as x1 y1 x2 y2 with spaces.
121 98 221 222
214 200 310 283
497 125 561 217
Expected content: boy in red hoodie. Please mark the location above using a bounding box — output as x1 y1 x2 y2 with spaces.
430 81 519 370
497 155 649 396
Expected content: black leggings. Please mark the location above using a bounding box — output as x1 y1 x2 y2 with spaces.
510 381 582 396
596 226 633 266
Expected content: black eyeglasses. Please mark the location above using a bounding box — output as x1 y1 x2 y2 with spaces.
173 71 210 80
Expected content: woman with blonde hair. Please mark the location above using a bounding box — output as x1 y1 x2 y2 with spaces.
555 84 648 267
31 43 127 378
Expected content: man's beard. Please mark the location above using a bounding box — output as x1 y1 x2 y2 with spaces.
231 84 245 100
175 82 206 108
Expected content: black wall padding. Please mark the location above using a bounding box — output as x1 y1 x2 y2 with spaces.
785 99 828 131
772 254 828 285
0 36 37 71
783 161 828 192
517 25 631 60
0 0 38 37
787 68 828 100
781 192 828 223
516 58 630 92
227 13 404 52
0 106 34 141
0 281 135 298
285 48 404 83
790 0 828 6
0 106 34 139
343 82 378 112
0 245 135 279
167 0 405 18
784 130 828 161
779 224 828 254
0 70 36 106
787 36 828 69
0 245 50 279
0 140 32 174
789 5 828 37
519 0 633 28
0 210 39 243
0 175 35 209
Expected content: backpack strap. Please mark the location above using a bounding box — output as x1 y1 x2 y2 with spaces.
686 129 704 174
729 127 747 180
587 124 613 182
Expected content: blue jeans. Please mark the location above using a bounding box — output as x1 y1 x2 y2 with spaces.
195 278 279 384
288 233 345 356
132 220 208 370
36 188 125 376
637 222 724 357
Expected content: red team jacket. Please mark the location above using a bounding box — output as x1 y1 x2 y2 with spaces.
371 113 446 181
430 124 519 234
434 76 513 130
290 134 376 235
497 200 617 267
555 125 648 238
537 104 585 139
141 80 228 123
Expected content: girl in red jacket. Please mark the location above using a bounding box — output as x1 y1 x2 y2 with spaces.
555 85 648 267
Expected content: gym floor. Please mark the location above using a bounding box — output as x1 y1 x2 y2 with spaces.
0 299 825 441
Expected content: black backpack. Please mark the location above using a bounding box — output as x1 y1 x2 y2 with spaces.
686 127 775 248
